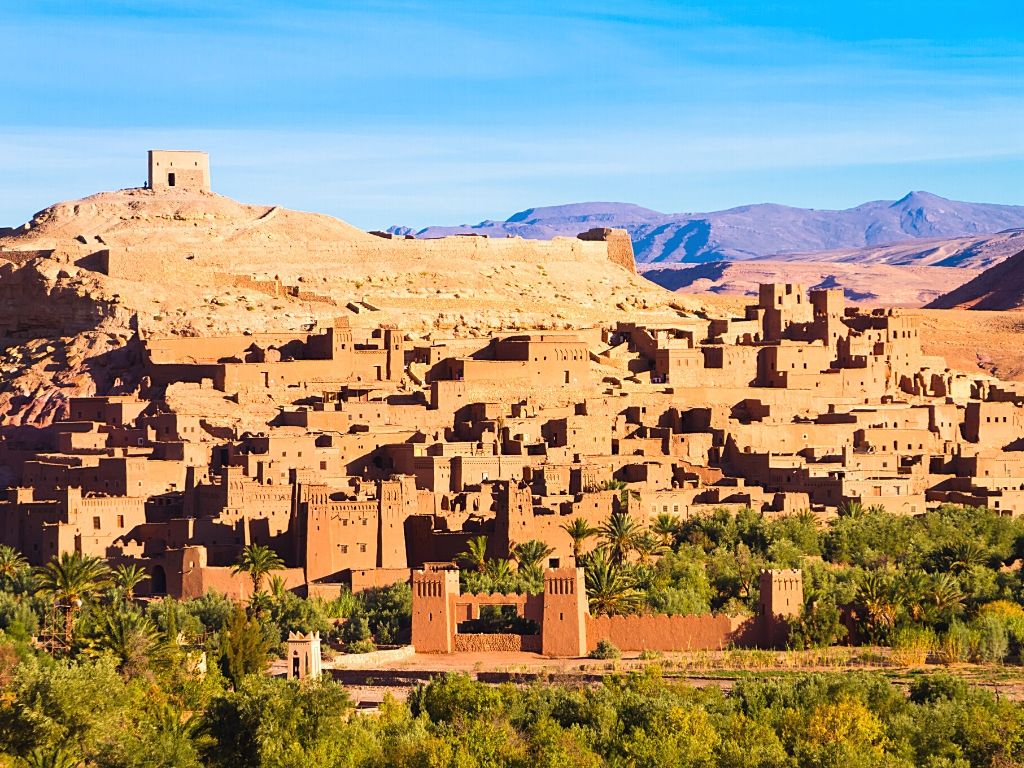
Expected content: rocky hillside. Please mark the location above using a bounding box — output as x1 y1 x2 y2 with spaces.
0 188 683 426
926 248 1024 310
397 192 1024 264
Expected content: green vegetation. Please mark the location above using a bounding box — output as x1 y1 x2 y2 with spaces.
4 504 1024 764
4 661 1024 767
537 504 1024 662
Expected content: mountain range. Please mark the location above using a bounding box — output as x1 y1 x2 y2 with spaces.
392 192 1024 265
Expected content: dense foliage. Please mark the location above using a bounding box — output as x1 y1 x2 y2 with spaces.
4 660 1024 767
4 504 1024 764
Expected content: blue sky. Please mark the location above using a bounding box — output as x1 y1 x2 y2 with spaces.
1 0 1022 228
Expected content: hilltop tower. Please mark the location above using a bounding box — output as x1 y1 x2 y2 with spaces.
148 150 210 192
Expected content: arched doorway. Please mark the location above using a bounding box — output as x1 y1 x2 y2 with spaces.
151 565 167 595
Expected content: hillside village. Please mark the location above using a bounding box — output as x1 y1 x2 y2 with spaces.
1 154 1023 657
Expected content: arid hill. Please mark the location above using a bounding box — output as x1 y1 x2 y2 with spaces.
641 260 977 307
0 187 686 426
926 248 1024 311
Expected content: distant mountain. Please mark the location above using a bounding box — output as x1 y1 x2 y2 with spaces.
927 248 1024 310
394 192 1024 265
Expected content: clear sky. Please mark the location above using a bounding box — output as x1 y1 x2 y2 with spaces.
2 0 1022 229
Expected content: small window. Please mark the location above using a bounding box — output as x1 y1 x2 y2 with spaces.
93 516 101 530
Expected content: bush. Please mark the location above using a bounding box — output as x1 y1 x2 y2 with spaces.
346 638 377 654
357 582 412 645
971 614 1009 663
588 639 620 659
890 626 936 666
937 621 974 665
908 672 969 704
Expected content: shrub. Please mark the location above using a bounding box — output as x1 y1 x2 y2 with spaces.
346 638 377 654
890 626 936 667
588 639 620 659
937 621 974 665
970 614 1009 664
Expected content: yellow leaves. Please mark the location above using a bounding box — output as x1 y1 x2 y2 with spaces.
804 696 884 749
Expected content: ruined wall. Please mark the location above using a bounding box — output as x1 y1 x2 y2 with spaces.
577 228 636 274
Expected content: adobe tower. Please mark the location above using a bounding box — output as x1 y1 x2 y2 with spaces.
148 150 210 192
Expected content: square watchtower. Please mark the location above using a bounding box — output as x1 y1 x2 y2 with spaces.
148 150 210 192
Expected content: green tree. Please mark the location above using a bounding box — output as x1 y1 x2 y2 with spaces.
220 606 271 689
95 608 164 678
457 535 489 573
34 552 111 650
19 746 83 768
652 513 681 548
584 547 641 616
232 544 285 595
0 545 28 589
600 511 641 565
560 518 598 562
632 531 668 565
512 540 554 573
111 563 149 602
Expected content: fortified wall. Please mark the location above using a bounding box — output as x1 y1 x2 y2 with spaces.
411 566 801 657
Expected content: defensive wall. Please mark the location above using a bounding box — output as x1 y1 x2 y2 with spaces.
411 565 801 657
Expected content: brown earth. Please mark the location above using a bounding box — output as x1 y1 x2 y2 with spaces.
926 248 1024 311
642 260 976 307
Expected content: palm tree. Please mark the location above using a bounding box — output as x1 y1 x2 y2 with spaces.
632 531 668 566
0 545 27 588
944 540 990 574
651 513 681 548
97 609 164 678
899 569 930 623
20 746 83 768
854 570 902 643
111 563 149 602
512 540 554 573
458 535 489 573
584 547 642 616
484 557 514 583
232 544 285 594
560 518 598 562
35 552 111 649
267 574 287 600
600 511 641 565
929 571 965 623
839 500 864 518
